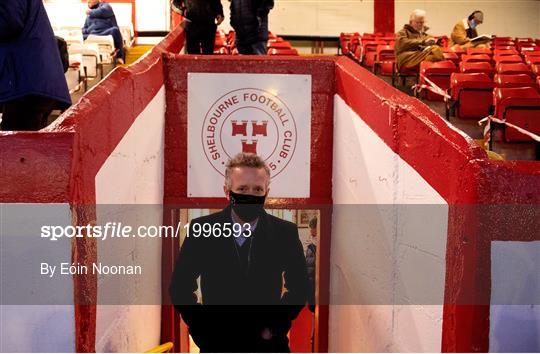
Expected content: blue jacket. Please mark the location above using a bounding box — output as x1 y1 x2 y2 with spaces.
82 3 119 38
0 0 71 107
230 0 273 44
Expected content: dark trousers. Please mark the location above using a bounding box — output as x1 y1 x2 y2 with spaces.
236 40 267 55
185 22 217 54
1 95 57 131
99 27 125 61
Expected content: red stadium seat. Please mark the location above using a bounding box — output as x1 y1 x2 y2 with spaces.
466 47 492 56
373 45 395 76
496 62 534 77
392 64 419 87
493 55 523 65
443 52 460 66
461 54 491 63
362 40 386 66
493 87 540 141
339 32 359 55
525 56 540 66
493 48 519 56
419 60 457 101
448 73 494 119
460 61 495 77
445 46 465 58
268 41 292 49
494 74 536 89
531 64 540 77
268 48 299 56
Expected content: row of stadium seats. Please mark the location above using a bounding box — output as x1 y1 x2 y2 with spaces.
212 30 299 56
341 32 540 146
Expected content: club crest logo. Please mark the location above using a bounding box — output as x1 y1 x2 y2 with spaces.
201 88 298 178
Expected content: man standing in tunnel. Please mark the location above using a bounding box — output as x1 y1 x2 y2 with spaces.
170 152 308 352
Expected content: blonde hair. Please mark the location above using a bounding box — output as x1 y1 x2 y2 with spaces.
225 153 271 188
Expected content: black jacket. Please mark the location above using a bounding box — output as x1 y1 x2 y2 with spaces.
230 0 274 44
173 0 224 24
169 205 308 352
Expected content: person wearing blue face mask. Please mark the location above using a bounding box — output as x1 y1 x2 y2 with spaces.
450 10 490 49
169 152 309 352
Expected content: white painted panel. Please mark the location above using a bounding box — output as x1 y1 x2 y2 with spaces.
136 0 169 31
0 204 75 352
45 2 133 29
490 241 540 352
269 0 374 36
94 86 165 352
395 0 540 39
329 95 448 352
187 73 311 198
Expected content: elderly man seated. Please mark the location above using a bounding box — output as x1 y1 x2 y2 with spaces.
395 9 444 70
82 0 125 64
449 10 489 49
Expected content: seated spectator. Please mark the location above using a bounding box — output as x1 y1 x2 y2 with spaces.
449 11 489 50
0 0 71 131
82 0 125 64
395 9 444 69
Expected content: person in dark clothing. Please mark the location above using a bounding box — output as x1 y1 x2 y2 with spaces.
82 0 125 63
305 217 317 313
0 0 71 131
169 153 309 352
229 0 274 54
172 0 224 54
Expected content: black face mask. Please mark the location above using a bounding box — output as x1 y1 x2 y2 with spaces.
229 191 266 222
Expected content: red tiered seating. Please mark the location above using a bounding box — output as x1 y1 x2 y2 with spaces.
461 54 491 63
466 48 492 56
448 73 494 119
493 48 519 56
496 62 534 77
268 48 298 56
443 52 460 66
460 61 495 77
493 55 523 65
419 60 457 101
373 45 395 76
494 74 536 89
493 87 540 141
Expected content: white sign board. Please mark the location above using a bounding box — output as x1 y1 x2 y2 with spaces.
188 73 311 198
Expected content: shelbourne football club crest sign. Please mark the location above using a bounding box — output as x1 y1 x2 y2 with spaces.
188 73 311 198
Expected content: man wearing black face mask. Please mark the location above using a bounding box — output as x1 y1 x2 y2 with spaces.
169 152 309 352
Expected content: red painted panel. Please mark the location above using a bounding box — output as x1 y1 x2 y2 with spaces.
0 132 73 202
374 0 394 34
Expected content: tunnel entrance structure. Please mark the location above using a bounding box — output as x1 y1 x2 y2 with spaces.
1 26 539 353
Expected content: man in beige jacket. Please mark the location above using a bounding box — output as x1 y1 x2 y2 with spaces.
395 9 444 69
449 10 489 49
